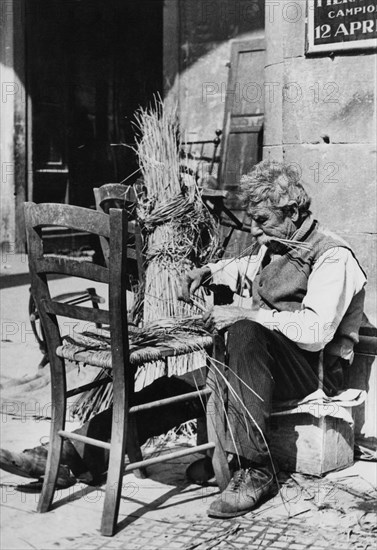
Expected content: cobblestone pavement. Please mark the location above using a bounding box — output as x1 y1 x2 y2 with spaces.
47 514 377 550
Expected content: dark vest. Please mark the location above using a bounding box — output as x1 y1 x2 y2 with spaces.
257 217 366 359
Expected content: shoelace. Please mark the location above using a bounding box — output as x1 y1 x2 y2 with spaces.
229 469 248 492
230 467 271 492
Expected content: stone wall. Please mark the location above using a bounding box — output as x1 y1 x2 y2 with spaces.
0 0 27 254
264 0 376 439
264 0 376 325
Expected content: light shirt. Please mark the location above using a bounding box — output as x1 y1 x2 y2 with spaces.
207 246 366 359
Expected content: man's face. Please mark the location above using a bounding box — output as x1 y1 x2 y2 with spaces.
247 204 297 252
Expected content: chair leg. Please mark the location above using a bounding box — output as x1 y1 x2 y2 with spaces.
196 416 208 446
101 383 128 536
126 416 147 479
207 335 231 491
37 358 66 512
37 430 64 512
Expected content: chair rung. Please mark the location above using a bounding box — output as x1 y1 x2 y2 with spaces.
57 431 216 470
58 430 111 450
66 376 112 398
129 387 211 414
124 442 215 472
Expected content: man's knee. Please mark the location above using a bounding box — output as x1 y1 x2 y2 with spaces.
228 320 269 347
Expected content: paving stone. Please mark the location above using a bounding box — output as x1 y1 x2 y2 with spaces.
264 532 279 539
103 543 131 549
236 535 255 543
174 536 191 543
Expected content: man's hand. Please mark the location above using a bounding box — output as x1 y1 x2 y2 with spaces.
202 305 257 332
180 266 212 303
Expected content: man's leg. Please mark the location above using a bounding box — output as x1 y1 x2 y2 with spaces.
224 320 322 466
207 319 324 518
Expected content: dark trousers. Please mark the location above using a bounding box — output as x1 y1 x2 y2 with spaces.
67 320 344 477
223 320 343 465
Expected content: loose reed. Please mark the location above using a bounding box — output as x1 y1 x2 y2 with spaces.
269 236 312 250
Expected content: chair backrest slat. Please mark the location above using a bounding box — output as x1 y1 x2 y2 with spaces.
25 202 127 348
25 202 110 238
42 299 110 325
35 257 109 283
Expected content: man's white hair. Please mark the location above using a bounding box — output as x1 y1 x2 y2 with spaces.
240 160 312 217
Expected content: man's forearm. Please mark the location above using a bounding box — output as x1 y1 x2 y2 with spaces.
254 307 332 352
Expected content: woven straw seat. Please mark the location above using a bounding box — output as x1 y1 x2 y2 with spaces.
57 327 213 369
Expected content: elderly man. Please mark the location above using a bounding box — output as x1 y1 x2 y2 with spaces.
0 160 366 519
180 159 366 518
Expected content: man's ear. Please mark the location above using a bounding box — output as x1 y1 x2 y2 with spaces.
286 201 299 222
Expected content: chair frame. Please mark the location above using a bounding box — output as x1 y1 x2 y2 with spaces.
28 287 105 368
25 202 230 536
94 183 145 325
93 183 145 282
180 129 222 180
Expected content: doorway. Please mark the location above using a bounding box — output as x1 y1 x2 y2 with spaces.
26 0 163 208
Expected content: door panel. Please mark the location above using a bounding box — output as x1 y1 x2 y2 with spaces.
32 103 69 204
219 38 265 257
220 38 265 208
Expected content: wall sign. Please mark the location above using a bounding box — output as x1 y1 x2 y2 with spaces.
307 0 377 53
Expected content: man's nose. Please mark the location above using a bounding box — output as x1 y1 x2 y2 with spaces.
250 220 263 237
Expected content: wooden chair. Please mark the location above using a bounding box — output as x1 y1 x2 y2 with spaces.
93 183 145 287
180 129 222 181
28 183 139 369
24 202 230 536
178 130 253 260
93 183 145 324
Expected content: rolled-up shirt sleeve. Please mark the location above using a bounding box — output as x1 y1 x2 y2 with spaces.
207 246 265 293
254 247 367 352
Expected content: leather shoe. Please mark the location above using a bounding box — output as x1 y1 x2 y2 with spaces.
0 447 77 489
186 454 253 486
207 465 275 518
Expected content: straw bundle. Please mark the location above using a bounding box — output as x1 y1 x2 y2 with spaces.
134 98 219 387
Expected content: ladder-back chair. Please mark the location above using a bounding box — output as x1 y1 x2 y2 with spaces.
24 202 230 536
180 130 222 181
94 183 145 324
178 130 252 260
93 183 145 284
28 184 139 369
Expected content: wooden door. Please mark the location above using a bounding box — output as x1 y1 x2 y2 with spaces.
27 1 70 205
219 38 265 256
